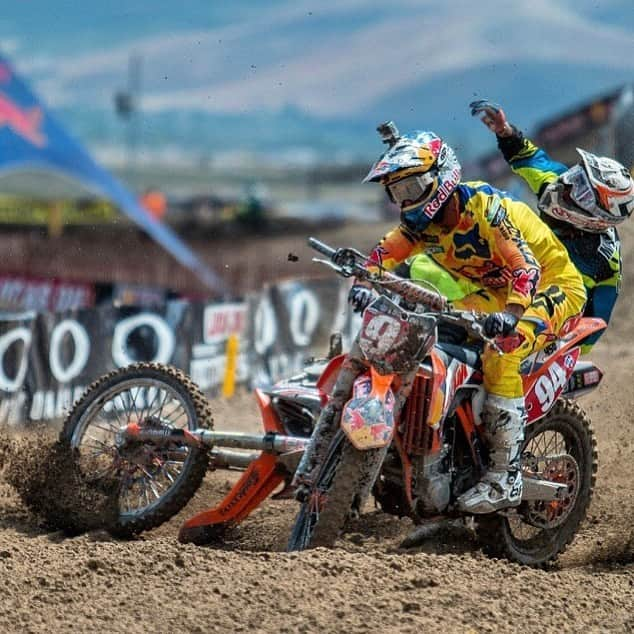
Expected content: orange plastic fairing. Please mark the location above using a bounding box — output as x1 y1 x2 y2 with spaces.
181 452 284 529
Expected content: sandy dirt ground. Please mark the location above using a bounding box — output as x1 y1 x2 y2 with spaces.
1 222 634 633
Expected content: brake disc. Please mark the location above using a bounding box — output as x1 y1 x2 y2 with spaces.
521 453 580 529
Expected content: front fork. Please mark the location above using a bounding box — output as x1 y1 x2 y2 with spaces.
292 336 419 501
291 348 364 496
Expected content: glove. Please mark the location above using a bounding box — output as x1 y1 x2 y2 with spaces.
483 311 519 338
469 99 511 137
348 284 373 313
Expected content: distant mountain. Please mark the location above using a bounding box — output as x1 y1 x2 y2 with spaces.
1 0 632 165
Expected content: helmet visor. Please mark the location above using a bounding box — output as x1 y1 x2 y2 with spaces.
560 165 600 214
386 173 435 209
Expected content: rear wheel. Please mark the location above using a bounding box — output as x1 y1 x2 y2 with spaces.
288 433 381 550
60 363 213 536
477 400 597 567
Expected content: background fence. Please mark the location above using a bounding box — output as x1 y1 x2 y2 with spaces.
0 276 358 425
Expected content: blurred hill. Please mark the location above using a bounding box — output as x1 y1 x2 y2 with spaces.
3 0 633 167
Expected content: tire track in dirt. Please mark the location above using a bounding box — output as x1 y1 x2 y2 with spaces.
1 221 634 632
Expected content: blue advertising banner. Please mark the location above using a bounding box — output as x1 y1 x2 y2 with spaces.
0 54 226 295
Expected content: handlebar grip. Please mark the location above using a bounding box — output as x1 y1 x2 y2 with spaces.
307 237 336 258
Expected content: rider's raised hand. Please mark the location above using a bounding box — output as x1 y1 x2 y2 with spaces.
483 311 519 338
348 284 373 313
469 99 512 137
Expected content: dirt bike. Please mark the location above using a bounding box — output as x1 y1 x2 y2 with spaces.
286 238 604 566
60 238 603 566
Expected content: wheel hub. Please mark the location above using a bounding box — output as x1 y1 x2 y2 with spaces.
521 453 579 529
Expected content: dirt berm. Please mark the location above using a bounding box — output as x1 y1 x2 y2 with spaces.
1 221 633 633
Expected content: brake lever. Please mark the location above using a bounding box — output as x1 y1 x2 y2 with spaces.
311 257 357 278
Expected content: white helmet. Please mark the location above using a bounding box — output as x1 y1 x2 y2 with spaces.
538 148 634 233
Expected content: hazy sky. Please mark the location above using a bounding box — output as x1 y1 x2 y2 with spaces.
1 1 631 115
1 0 632 164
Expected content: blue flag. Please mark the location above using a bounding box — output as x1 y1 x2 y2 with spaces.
0 54 226 295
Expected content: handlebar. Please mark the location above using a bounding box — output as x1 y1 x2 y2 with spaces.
308 238 447 311
307 237 337 259
308 236 503 352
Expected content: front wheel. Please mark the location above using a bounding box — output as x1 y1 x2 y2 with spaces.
60 362 213 536
477 399 597 567
288 433 382 551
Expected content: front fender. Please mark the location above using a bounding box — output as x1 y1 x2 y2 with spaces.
341 367 396 450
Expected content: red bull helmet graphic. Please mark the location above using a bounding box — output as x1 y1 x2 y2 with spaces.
364 129 461 233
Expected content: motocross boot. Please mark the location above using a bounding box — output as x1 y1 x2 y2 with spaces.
457 395 526 514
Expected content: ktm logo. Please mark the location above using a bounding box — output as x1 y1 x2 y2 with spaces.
0 93 46 147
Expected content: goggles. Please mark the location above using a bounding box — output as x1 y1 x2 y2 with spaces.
560 165 600 214
386 173 435 209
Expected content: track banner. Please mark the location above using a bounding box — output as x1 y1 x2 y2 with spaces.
0 277 359 425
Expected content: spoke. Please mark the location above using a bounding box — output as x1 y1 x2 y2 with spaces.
165 460 184 476
91 410 121 432
86 435 111 449
155 389 171 421
129 387 145 426
146 478 161 501
89 422 117 436
150 475 169 493
163 459 186 471
86 448 106 456
81 442 110 454
87 463 117 480
145 387 162 414
114 392 131 423
161 402 188 427
138 465 168 494
139 478 150 509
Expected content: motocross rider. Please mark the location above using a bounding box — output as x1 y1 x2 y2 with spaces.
470 99 634 352
351 126 587 513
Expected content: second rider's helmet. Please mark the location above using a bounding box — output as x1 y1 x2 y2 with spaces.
539 149 634 233
364 128 462 233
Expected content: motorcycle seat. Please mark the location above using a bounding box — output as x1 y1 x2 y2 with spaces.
434 342 482 369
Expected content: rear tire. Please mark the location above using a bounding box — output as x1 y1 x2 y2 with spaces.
477 399 597 567
60 363 213 537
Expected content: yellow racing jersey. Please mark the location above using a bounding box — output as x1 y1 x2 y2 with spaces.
368 181 580 310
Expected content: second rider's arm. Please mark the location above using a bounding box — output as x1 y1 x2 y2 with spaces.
469 99 568 198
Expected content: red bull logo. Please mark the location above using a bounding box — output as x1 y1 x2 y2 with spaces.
426 137 442 157
0 93 46 147
422 167 461 218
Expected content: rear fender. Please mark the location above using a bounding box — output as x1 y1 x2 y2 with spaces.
524 349 579 423
180 452 285 532
341 367 396 450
